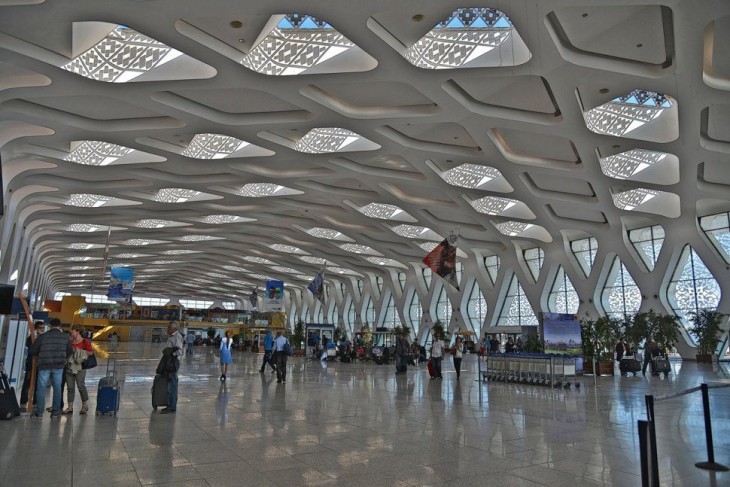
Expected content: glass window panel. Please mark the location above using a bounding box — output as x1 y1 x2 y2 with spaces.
667 246 722 331
466 281 487 331
497 275 537 326
628 225 664 270
435 287 452 325
699 212 730 264
484 255 500 284
408 292 422 336
600 257 642 319
570 237 598 277
548 267 579 314
422 267 432 288
524 247 544 281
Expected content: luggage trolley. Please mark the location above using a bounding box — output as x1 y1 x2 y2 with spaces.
552 355 579 389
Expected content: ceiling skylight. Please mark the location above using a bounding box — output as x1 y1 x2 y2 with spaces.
135 219 182 228
612 188 659 211
270 266 305 275
235 183 302 197
418 242 439 252
222 265 249 272
469 196 535 220
66 243 99 250
583 90 679 142
327 266 362 276
66 194 113 207
181 133 272 159
365 257 407 268
241 14 377 76
65 141 131 166
339 243 379 255
495 221 534 236
292 128 380 154
404 8 531 69
269 244 307 254
66 256 102 261
120 239 167 246
599 149 679 185
149 260 183 265
306 227 344 240
441 163 504 189
201 215 250 224
65 224 109 232
299 256 327 265
162 249 203 255
178 235 224 241
242 257 278 265
62 23 214 83
152 188 200 203
390 224 431 238
113 253 143 259
359 203 408 220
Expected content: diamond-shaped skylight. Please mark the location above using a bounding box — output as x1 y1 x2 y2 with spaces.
306 227 344 240
242 257 278 265
292 128 379 154
65 223 109 232
360 203 407 220
270 266 304 275
181 133 262 159
269 244 307 254
241 14 376 76
327 266 361 276
391 224 430 238
249 274 273 281
599 149 679 185
470 196 519 215
150 260 182 265
205 272 230 279
62 23 213 83
339 244 377 254
178 235 223 242
235 183 301 197
223 265 249 272
365 257 406 268
153 188 200 203
135 219 181 228
162 249 203 255
495 221 534 236
65 141 133 166
418 242 439 253
202 215 247 224
66 194 113 207
121 239 167 246
66 256 102 261
611 188 678 214
441 163 504 189
584 90 678 142
299 256 327 265
113 253 142 259
66 243 98 250
69 266 92 270
404 8 531 69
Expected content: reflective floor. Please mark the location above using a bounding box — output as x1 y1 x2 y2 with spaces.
1 342 729 486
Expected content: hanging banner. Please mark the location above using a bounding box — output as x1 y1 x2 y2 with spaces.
264 280 284 312
540 312 582 355
108 266 134 302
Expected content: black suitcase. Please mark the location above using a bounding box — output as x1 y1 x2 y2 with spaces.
653 357 671 376
151 374 167 410
619 358 641 376
0 371 21 419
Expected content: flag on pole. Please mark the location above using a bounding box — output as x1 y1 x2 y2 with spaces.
422 238 459 290
307 271 325 304
249 289 258 309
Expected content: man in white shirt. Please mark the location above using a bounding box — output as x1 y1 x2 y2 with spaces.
431 332 445 380
273 331 289 384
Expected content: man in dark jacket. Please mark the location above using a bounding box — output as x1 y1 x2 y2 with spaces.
29 318 71 418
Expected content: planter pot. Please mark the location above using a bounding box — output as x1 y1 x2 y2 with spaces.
294 348 305 357
696 354 714 363
584 360 615 376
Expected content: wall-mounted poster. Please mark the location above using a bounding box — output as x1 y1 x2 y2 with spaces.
540 312 581 355
264 280 284 312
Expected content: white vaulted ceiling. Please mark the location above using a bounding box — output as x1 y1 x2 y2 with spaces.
0 0 729 315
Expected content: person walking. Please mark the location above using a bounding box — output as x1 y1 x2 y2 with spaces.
29 318 71 419
430 332 445 380
63 324 93 414
186 330 195 355
273 331 289 384
642 337 657 376
161 321 184 414
452 336 464 381
259 329 277 374
394 332 410 374
219 331 233 381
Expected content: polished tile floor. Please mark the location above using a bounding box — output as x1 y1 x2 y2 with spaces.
1 342 728 486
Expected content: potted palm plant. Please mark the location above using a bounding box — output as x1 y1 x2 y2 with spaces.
689 309 726 363
292 320 306 356
581 316 620 375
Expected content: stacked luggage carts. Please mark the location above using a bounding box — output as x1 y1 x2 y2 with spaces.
482 353 580 389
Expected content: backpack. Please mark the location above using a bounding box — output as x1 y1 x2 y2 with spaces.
283 340 293 356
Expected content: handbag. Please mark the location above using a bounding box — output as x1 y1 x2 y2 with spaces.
82 354 97 369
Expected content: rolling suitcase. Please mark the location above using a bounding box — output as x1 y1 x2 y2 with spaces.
151 374 167 410
96 359 120 416
0 370 21 419
652 357 670 377
619 357 641 377
427 358 435 378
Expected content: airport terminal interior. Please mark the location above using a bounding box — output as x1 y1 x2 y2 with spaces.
1 0 730 485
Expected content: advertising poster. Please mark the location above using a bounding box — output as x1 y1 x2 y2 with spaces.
541 312 581 355
264 280 284 311
108 266 135 302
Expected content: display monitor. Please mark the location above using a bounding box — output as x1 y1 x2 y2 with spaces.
0 284 15 314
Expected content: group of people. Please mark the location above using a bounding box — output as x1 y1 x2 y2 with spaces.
22 318 95 418
615 336 670 376
391 332 465 381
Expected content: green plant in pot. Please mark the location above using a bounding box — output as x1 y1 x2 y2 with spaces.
430 320 448 342
292 320 305 350
523 334 544 353
581 316 621 375
689 309 727 363
393 325 411 339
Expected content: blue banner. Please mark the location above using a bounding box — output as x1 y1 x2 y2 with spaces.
108 266 134 302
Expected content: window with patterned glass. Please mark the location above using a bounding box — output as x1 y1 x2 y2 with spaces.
548 267 579 314
408 291 422 336
422 267 432 288
699 211 730 264
398 272 406 291
133 296 169 306
363 297 375 327
382 294 402 328
456 262 464 289
600 257 642 319
314 301 324 323
221 301 237 310
497 274 538 326
570 237 598 277
329 303 339 325
375 276 383 292
179 299 214 309
340 282 348 295
434 286 453 325
484 255 500 284
523 247 544 281
628 225 665 271
357 279 364 294
466 282 487 330
667 245 721 330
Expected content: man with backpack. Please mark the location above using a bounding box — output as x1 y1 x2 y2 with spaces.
272 331 291 384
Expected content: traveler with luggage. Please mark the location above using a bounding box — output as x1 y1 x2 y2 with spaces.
394 332 410 375
63 324 94 415
29 318 71 419
160 322 184 414
272 331 291 384
642 338 658 376
430 332 445 380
